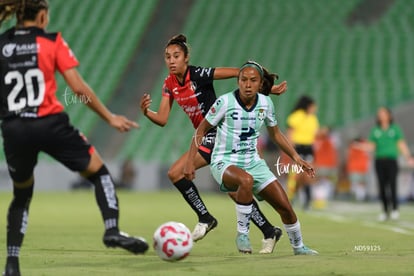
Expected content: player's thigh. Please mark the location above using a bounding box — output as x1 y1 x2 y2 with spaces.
1 118 38 182
41 113 94 173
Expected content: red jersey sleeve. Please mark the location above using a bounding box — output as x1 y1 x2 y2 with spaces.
55 33 79 74
162 76 173 98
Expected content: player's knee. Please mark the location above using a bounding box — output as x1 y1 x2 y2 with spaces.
167 166 183 183
11 183 34 208
13 176 34 189
239 174 254 190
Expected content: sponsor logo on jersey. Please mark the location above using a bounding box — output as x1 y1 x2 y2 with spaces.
231 111 256 121
2 43 38 57
2 43 16 57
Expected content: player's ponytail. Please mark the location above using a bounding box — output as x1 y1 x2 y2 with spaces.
166 34 190 57
261 67 278 96
0 0 48 27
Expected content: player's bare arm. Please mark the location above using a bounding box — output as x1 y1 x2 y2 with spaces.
62 68 138 132
140 93 172 127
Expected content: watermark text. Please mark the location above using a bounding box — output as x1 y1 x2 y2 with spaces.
63 87 92 105
274 156 304 176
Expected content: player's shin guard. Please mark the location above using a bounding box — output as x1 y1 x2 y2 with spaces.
174 178 214 223
235 202 253 234
87 165 119 231
250 200 275 239
283 220 304 249
7 184 34 259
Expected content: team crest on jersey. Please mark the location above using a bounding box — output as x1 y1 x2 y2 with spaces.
258 109 265 121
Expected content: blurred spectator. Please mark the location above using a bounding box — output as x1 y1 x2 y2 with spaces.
313 126 338 208
314 126 338 183
346 137 371 201
70 177 92 190
286 95 319 210
117 158 136 190
359 107 414 221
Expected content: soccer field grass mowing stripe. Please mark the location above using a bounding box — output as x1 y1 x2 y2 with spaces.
0 192 413 275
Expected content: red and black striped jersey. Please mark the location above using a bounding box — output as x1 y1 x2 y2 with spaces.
162 65 216 128
0 27 78 119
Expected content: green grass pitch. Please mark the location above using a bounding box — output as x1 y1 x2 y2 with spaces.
0 191 413 275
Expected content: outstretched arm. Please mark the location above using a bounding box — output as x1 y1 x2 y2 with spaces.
267 125 315 177
140 93 173 127
62 68 138 132
184 119 214 180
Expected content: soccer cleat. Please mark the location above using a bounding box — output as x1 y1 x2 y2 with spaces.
293 245 318 255
390 210 399 220
378 212 388 222
259 226 283 254
103 231 149 254
2 260 20 276
236 232 252 254
192 218 218 242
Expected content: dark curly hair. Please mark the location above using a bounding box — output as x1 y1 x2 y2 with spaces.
0 0 48 27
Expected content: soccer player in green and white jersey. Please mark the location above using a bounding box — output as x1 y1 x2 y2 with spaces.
184 61 318 255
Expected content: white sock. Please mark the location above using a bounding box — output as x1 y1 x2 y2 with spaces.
284 220 304 249
235 203 252 234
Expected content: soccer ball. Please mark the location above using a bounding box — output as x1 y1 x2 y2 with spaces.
153 221 193 261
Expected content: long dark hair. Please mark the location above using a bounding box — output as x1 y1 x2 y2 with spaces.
0 0 48 27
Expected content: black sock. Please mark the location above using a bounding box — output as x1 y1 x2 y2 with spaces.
87 165 119 232
7 184 34 258
303 185 312 209
250 200 275 239
174 178 214 223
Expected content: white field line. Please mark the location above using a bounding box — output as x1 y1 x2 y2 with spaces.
309 209 414 236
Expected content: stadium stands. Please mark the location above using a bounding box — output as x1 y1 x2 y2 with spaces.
0 0 412 164
119 0 414 163
0 0 158 161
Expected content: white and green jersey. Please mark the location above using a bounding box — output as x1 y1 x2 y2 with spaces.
205 90 277 167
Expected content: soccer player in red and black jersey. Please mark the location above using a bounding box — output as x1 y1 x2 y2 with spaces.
0 1 147 275
140 34 287 253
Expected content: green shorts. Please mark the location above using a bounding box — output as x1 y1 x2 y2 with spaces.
210 159 276 200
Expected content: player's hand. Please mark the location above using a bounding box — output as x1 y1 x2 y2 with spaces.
140 93 152 115
109 114 139 132
297 159 316 178
271 80 288 96
407 156 414 168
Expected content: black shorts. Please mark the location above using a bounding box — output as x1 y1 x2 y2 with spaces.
1 113 93 182
295 144 314 163
198 128 216 164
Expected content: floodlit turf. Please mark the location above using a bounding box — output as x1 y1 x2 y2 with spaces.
0 191 413 275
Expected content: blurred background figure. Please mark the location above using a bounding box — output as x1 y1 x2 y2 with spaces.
117 158 137 190
346 137 371 201
313 126 338 209
286 95 319 210
359 107 414 221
